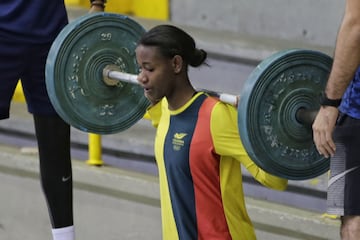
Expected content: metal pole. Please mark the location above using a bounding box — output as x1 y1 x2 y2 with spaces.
103 65 321 124
86 133 104 166
102 65 239 107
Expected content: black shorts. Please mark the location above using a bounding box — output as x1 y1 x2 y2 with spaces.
0 41 57 119
327 113 360 216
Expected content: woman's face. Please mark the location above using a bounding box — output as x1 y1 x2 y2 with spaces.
135 44 178 104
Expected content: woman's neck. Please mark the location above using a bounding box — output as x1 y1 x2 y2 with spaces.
167 83 196 110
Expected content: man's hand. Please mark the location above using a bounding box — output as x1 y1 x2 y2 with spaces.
89 0 105 13
312 106 339 158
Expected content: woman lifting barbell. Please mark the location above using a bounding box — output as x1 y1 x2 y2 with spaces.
46 12 332 180
135 24 288 240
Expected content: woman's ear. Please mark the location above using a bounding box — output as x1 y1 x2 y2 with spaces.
172 55 183 74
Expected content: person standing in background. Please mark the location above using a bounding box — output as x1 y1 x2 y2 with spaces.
312 0 360 239
0 1 105 239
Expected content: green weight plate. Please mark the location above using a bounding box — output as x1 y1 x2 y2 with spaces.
238 49 332 180
46 12 150 134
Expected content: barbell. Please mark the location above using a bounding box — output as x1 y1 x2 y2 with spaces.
45 12 333 180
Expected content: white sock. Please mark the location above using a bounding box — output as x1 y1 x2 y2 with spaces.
51 225 75 240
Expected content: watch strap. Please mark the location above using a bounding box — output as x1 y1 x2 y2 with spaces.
319 92 342 107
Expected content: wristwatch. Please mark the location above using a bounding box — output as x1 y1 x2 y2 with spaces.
319 91 342 107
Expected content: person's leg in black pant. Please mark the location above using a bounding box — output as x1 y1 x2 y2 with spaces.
33 114 74 239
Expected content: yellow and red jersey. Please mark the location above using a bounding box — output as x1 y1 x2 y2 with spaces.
147 92 287 240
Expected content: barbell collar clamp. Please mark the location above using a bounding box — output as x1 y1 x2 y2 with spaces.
295 108 318 126
103 64 139 87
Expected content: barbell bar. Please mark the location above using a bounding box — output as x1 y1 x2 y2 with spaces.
103 64 239 107
102 64 319 126
45 12 333 180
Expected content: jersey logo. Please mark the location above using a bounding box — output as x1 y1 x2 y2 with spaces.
174 133 187 139
172 133 187 151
